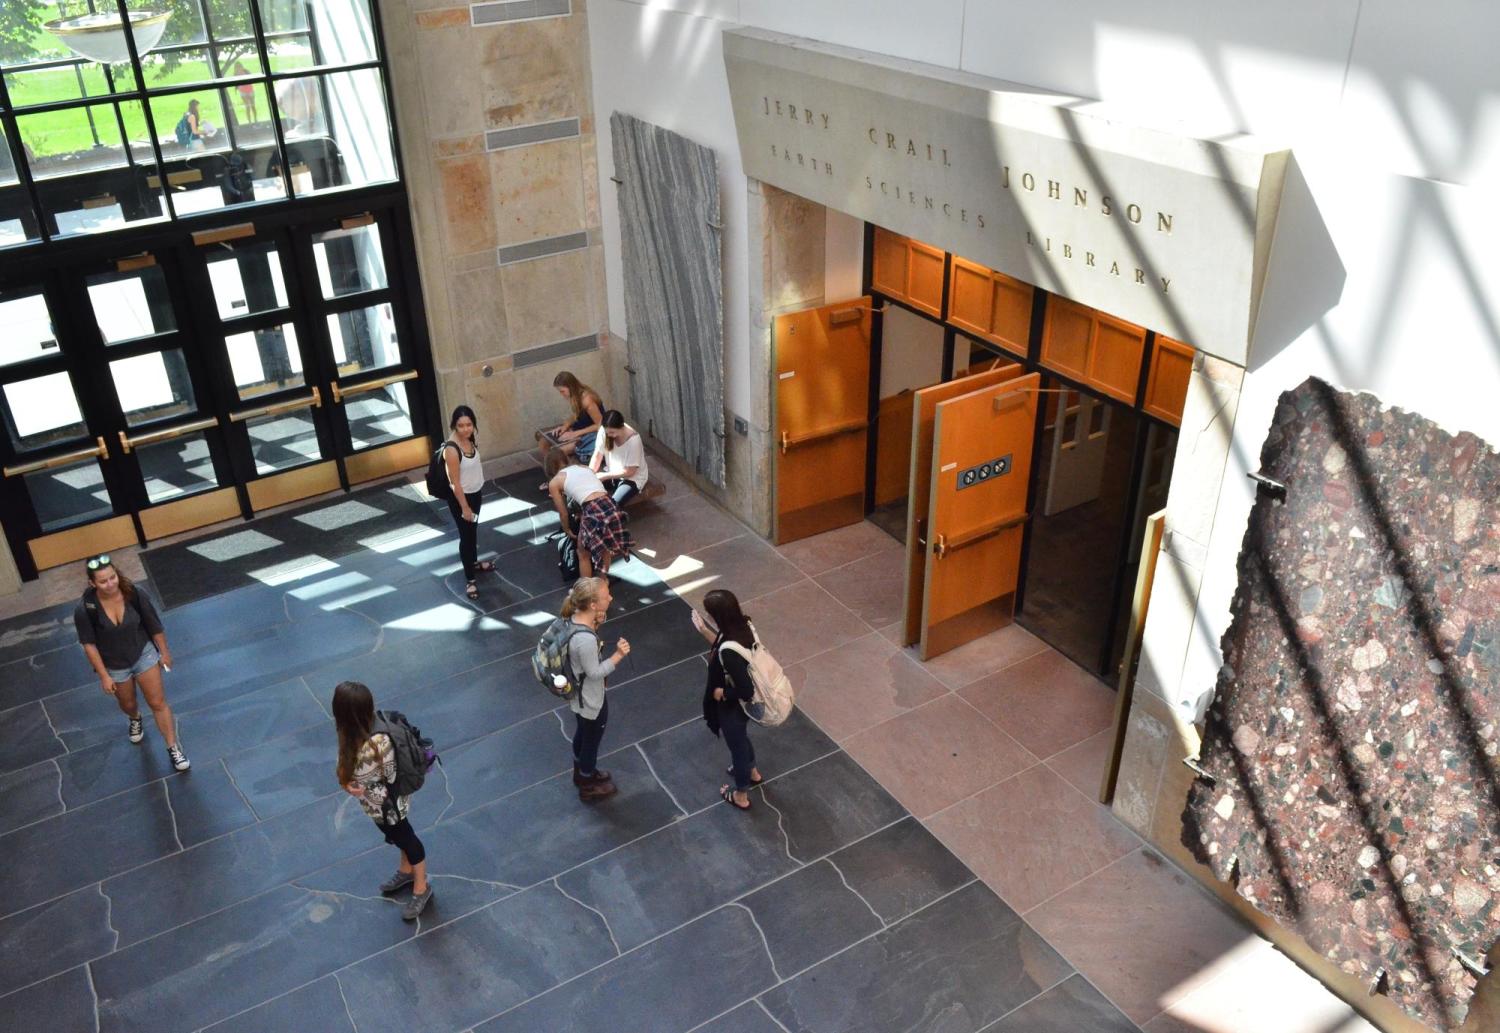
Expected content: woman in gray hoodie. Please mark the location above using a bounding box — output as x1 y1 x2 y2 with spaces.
562 577 630 801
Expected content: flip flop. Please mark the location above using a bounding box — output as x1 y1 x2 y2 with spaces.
476 560 495 573
465 581 479 600
720 785 752 811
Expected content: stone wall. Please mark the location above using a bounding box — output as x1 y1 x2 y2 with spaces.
380 0 615 455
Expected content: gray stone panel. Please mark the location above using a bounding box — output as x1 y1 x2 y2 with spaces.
609 111 726 486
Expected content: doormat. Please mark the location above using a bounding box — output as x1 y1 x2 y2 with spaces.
140 481 447 609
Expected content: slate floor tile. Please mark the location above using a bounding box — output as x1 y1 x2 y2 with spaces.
602 596 714 677
0 598 82 666
826 817 974 925
0 965 99 1033
100 791 375 947
0 645 90 711
165 761 259 847
200 976 355 1033
0 700 65 774
338 883 617 1033
761 881 1071 1033
739 859 885 976
697 1001 787 1033
585 654 706 750
0 758 64 835
92 884 409 1033
0 883 115 997
636 707 838 813
5 778 179 917
294 850 516 935
755 751 909 863
475 905 779 1033
385 650 558 754
983 973 1139 1033
435 712 573 818
220 721 337 821
556 800 801 951
670 533 807 611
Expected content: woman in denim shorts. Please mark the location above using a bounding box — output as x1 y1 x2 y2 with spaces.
74 555 189 772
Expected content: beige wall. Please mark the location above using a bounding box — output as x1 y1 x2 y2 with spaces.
381 0 616 456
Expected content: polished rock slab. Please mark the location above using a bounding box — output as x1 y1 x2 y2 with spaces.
0 883 115 998
610 111 725 487
983 973 1139 1033
1184 378 1500 1030
2 966 100 1033
738 858 885 976
200 976 356 1033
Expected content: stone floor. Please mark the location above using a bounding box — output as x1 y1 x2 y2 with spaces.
0 455 1379 1033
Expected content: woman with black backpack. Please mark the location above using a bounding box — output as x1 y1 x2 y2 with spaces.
696 589 762 812
333 681 433 921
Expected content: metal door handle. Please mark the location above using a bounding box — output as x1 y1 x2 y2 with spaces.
332 369 418 405
4 437 109 477
229 386 322 423
934 534 947 559
118 417 218 454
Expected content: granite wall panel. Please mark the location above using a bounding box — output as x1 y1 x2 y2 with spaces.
609 112 726 487
1184 377 1499 1031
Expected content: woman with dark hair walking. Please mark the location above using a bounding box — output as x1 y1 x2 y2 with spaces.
561 577 631 802
443 404 493 600
695 589 762 811
333 680 433 920
75 555 190 772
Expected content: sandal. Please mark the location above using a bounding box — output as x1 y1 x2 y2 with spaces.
726 766 763 785
465 581 479 600
720 785 752 811
476 560 495 573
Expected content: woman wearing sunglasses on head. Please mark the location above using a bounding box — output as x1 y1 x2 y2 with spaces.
73 555 189 772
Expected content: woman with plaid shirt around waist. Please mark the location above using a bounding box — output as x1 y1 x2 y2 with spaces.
546 448 634 578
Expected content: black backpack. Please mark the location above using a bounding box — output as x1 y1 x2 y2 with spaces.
372 710 438 803
425 441 457 501
553 530 579 581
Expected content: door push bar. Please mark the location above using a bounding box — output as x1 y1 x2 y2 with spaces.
118 416 218 454
3 437 109 478
780 417 866 454
330 369 418 404
229 386 322 423
932 513 1028 559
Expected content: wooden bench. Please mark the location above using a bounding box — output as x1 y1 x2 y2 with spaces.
624 479 666 509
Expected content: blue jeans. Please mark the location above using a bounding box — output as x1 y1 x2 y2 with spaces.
573 697 609 775
609 479 639 507
721 703 756 791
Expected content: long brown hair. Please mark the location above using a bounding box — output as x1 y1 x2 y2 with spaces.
85 559 137 602
332 680 376 786
599 409 625 454
704 589 753 649
553 371 599 418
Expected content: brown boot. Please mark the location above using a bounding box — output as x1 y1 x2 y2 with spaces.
574 764 611 786
578 779 617 802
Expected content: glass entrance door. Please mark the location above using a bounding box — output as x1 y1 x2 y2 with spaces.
0 208 435 579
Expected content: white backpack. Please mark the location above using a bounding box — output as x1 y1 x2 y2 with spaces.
717 622 795 727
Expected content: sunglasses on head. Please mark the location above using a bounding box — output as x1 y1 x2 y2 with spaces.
86 554 112 571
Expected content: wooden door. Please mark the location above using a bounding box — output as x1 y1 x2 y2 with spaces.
900 362 1023 646
919 372 1040 659
772 297 872 545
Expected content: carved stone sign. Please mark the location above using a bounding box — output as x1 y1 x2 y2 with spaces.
723 28 1290 365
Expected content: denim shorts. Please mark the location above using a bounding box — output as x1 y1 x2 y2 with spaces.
107 641 161 684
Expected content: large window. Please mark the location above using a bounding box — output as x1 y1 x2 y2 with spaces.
0 0 396 243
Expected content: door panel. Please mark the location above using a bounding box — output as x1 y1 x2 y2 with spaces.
919 372 1040 659
1044 389 1110 515
773 298 871 544
900 362 1023 646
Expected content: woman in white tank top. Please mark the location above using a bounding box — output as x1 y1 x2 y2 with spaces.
443 405 493 599
546 449 634 578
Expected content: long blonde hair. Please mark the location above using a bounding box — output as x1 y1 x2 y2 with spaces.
561 576 607 619
553 371 599 418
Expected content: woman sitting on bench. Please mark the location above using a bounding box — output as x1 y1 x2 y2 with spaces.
588 410 650 507
537 371 605 465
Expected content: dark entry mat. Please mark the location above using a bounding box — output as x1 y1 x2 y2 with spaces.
140 481 450 609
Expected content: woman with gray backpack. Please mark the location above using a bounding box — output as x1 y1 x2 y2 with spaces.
535 577 631 802
333 681 437 920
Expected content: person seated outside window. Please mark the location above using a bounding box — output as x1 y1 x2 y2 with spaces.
588 410 650 507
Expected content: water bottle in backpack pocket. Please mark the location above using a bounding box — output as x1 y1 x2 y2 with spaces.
533 618 594 699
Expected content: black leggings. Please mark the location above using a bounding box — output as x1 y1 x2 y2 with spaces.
573 697 609 775
379 817 426 865
447 490 483 580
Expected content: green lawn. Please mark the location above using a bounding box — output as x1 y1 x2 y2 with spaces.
7 48 311 159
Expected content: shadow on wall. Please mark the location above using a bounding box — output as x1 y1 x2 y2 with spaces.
1247 156 1346 371
1182 377 1499 1032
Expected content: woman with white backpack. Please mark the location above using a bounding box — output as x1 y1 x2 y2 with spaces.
697 590 764 811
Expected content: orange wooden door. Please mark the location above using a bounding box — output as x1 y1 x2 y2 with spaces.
773 297 872 545
918 372 1040 659
900 362 1023 646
